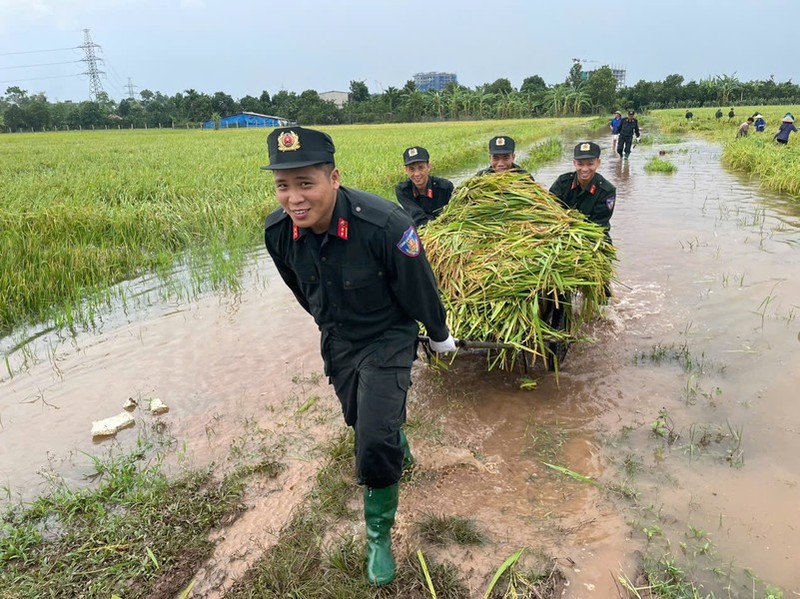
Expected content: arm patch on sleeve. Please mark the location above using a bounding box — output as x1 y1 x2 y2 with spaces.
606 196 616 210
396 226 421 257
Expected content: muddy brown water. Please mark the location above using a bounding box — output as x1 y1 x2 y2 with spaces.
2 135 800 597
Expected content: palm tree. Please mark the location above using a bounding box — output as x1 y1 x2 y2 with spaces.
544 85 570 116
567 87 592 115
715 74 742 107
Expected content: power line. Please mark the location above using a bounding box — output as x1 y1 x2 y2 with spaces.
0 60 83 70
0 47 78 57
0 73 81 84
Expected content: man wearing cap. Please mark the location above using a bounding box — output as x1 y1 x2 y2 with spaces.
475 135 533 178
395 146 454 227
549 141 616 243
262 127 457 586
614 110 640 160
610 111 622 149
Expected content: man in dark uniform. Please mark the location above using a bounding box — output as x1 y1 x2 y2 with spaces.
394 146 454 227
614 110 640 160
475 135 533 178
262 127 456 586
550 141 616 299
549 141 616 242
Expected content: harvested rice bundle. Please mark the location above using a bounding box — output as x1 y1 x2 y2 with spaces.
420 171 616 370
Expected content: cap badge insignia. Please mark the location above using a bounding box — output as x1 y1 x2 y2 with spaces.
278 130 301 152
580 143 591 151
408 148 418 157
496 137 506 146
396 226 421 257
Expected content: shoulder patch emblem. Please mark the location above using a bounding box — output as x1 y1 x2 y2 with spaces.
606 195 616 210
396 226 421 257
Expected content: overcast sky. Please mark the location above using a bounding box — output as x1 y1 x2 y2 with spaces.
0 0 794 102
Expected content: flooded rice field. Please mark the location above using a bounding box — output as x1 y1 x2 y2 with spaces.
2 135 799 597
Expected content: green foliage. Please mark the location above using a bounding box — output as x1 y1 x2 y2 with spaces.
0 440 258 598
644 156 678 173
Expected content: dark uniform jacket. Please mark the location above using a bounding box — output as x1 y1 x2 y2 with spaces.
264 186 450 347
475 164 534 179
549 172 617 236
615 118 640 138
394 175 454 227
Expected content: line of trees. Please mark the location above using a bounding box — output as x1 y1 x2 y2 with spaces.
3 66 800 133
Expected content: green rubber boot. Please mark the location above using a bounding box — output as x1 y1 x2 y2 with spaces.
399 429 415 472
364 483 399 586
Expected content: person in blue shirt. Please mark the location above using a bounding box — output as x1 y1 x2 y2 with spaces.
753 113 766 133
774 114 798 145
610 111 622 149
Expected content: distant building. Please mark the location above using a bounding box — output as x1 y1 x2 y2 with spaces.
319 91 349 108
202 112 291 129
581 66 627 89
413 72 458 92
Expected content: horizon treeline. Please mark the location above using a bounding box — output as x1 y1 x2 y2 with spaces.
2 65 799 132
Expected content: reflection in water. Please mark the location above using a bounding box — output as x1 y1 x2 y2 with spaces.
2 135 800 595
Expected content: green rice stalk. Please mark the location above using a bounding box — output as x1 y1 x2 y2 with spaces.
421 172 616 370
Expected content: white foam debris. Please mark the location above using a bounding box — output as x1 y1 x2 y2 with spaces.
122 397 137 411
91 412 135 438
149 398 169 415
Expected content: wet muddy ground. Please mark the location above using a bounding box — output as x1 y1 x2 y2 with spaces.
2 133 800 597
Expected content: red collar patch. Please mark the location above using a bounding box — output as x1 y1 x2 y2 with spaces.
292 224 299 240
337 217 349 240
412 185 434 199
589 184 597 194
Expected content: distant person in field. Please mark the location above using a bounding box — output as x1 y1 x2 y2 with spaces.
614 110 640 160
715 108 723 120
395 146 454 227
774 114 798 145
475 135 533 178
753 113 767 132
610 110 622 149
737 117 754 138
728 107 735 121
685 110 694 121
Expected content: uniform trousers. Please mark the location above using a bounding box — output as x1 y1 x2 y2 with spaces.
323 329 415 489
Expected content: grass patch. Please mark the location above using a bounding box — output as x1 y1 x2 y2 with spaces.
415 513 486 546
519 136 563 172
644 156 678 173
226 430 471 598
0 435 278 598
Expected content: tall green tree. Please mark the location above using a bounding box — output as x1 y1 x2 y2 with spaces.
583 66 617 112
520 75 547 95
349 80 370 102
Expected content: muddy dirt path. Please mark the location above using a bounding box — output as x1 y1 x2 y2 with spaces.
2 133 800 597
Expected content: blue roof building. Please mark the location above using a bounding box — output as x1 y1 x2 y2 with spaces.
203 111 292 129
